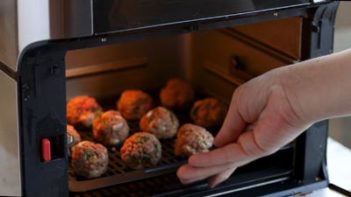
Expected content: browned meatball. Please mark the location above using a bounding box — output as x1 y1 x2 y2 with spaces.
175 124 214 157
71 141 108 178
117 90 153 120
190 98 227 128
67 125 81 153
93 110 129 146
160 78 194 109
140 107 179 139
121 133 162 170
67 96 102 128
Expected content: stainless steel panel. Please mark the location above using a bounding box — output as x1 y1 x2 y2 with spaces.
0 71 21 196
50 0 93 39
17 0 93 53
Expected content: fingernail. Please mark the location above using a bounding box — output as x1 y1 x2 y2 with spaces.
181 179 192 185
208 180 220 188
209 183 216 188
188 155 200 165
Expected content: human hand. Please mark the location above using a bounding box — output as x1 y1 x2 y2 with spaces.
177 68 313 188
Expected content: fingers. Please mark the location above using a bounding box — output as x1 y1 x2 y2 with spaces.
189 126 281 168
214 110 246 147
188 142 251 168
214 80 270 148
214 95 246 147
208 167 236 188
191 92 305 169
179 128 281 187
177 170 211 185
177 163 234 184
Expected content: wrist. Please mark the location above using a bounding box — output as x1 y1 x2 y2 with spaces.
279 49 351 124
272 65 316 125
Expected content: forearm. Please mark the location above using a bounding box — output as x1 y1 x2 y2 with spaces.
281 49 351 123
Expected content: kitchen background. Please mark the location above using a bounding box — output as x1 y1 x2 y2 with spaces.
330 1 351 148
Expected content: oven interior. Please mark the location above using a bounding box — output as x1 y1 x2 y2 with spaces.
63 17 313 196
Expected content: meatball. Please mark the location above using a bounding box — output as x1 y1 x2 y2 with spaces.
67 96 102 128
175 124 214 157
160 78 194 109
117 90 153 120
190 98 227 128
140 107 179 139
93 110 129 146
121 133 162 169
67 125 81 154
71 141 108 178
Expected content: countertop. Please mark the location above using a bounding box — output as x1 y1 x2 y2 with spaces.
326 138 351 192
305 138 351 197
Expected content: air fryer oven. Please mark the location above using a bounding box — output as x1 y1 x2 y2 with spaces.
0 0 339 197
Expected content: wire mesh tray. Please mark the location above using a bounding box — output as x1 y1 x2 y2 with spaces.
69 120 190 192
68 90 227 192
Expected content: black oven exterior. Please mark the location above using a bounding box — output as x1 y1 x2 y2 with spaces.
1 1 339 196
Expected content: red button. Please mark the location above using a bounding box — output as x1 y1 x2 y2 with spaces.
42 138 51 161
